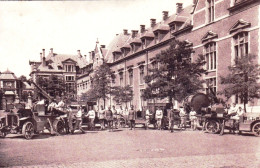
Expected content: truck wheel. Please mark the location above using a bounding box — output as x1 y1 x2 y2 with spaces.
205 120 220 134
53 120 65 135
252 122 260 137
119 118 126 128
22 121 34 140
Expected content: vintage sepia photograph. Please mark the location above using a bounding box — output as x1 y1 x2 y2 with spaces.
0 0 259 167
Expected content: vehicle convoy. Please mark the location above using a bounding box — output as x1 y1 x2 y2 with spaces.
185 90 260 137
0 81 67 139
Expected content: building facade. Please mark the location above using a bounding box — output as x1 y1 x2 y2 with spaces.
29 48 88 98
77 0 260 112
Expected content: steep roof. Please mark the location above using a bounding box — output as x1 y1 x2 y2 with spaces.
37 53 88 72
104 33 131 63
103 4 194 63
0 69 17 80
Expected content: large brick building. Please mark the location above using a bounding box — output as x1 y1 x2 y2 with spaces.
77 0 260 112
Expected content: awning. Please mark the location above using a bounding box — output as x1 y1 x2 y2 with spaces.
4 91 15 95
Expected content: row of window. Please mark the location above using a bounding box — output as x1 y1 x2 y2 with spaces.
204 31 248 71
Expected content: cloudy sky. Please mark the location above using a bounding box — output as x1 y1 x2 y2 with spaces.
0 0 192 77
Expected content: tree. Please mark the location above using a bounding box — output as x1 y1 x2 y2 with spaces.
143 39 207 105
111 85 133 107
82 62 115 107
36 75 66 99
219 54 260 112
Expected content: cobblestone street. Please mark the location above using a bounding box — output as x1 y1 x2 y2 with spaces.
0 129 259 168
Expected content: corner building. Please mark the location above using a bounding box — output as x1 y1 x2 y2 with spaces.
78 0 260 112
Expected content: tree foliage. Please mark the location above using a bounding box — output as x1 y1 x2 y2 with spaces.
111 85 133 106
142 39 207 103
219 54 260 111
36 75 66 98
81 62 115 107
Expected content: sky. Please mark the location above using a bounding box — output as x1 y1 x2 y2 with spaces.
0 0 192 78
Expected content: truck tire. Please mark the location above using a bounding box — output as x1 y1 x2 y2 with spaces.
53 119 65 135
252 122 260 137
22 121 34 140
205 120 220 134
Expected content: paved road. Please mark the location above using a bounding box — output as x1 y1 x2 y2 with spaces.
0 129 259 168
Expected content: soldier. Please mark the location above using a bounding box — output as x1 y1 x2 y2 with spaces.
99 105 106 130
56 98 65 111
145 108 150 130
189 108 197 131
168 107 174 132
179 106 187 130
66 106 74 134
128 105 136 130
155 107 163 130
106 107 113 132
112 105 118 129
75 106 85 134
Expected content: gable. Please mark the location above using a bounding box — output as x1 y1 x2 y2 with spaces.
229 19 251 34
62 58 77 64
201 31 218 43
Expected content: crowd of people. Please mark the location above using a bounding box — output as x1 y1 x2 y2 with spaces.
36 98 246 135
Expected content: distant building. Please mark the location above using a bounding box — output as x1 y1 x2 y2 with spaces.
29 48 88 98
0 69 32 110
81 0 260 112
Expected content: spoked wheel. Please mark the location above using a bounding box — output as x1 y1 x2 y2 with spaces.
205 120 220 134
53 120 65 135
252 122 260 137
118 118 126 128
22 121 34 140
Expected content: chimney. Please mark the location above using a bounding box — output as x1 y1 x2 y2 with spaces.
100 45 106 48
123 29 128 35
40 53 42 61
88 52 93 63
50 48 53 55
77 50 82 57
131 30 138 38
150 19 156 27
42 49 45 58
140 25 145 33
163 11 169 20
176 3 183 14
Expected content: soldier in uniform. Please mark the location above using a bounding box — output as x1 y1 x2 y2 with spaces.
106 107 113 132
99 105 106 130
74 106 85 134
179 106 187 130
128 105 136 130
168 107 175 132
145 108 150 130
155 107 163 130
86 107 96 130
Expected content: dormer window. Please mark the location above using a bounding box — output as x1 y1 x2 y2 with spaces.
154 32 159 44
141 39 146 49
58 65 63 70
